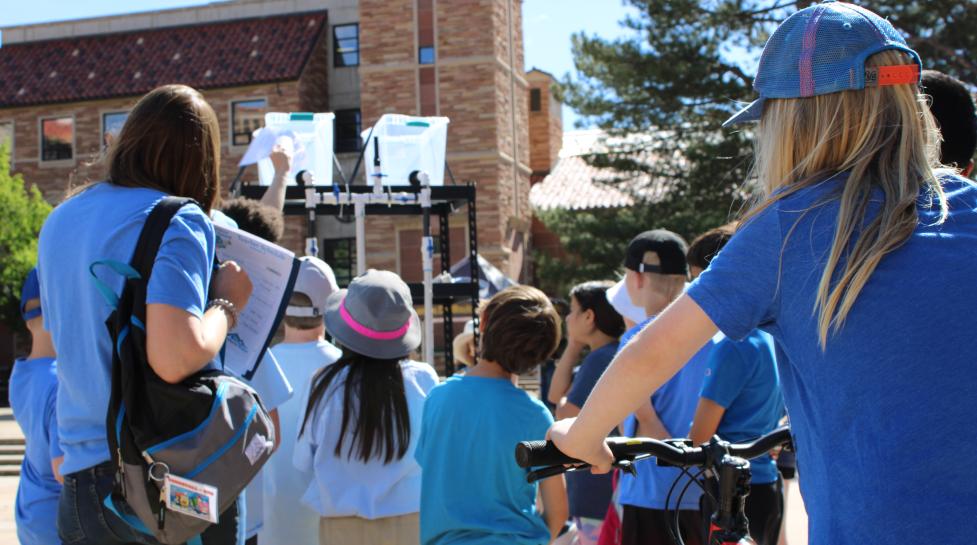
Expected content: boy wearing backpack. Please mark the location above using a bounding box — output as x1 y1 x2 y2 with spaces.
10 268 63 545
416 285 569 545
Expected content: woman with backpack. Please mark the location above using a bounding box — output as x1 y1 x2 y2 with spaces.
547 4 977 545
295 269 439 545
38 84 252 545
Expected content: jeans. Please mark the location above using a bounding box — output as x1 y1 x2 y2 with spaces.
58 461 244 545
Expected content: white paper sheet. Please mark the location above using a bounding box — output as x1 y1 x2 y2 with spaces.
214 224 299 378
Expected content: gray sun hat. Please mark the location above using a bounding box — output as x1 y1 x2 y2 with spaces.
323 269 422 359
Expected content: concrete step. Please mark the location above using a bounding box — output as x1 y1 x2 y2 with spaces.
0 446 25 456
0 454 23 465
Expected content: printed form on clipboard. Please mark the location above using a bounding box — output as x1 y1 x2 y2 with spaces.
214 224 300 380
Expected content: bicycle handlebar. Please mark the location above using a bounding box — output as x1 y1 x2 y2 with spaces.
515 426 792 469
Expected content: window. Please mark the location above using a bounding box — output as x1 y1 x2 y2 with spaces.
0 122 12 158
418 46 435 65
231 99 267 146
333 24 360 67
334 109 362 153
102 111 129 149
530 88 542 112
40 117 74 162
321 238 357 287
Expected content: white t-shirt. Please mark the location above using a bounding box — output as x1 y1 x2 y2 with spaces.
259 339 342 545
293 359 439 519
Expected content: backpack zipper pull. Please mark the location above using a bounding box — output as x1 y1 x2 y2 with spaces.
117 448 126 496
147 460 170 530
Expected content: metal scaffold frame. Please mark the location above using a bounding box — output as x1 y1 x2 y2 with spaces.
241 181 480 376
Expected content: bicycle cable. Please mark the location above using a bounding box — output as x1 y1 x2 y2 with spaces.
672 467 708 545
663 466 685 545
664 466 708 545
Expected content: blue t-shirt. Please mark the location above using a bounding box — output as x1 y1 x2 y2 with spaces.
9 357 62 545
565 342 618 520
686 174 977 544
416 375 553 545
617 319 716 510
38 183 216 475
699 331 784 484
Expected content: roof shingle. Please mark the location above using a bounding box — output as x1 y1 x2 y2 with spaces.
0 11 326 108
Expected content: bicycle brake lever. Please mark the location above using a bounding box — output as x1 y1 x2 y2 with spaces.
616 459 637 476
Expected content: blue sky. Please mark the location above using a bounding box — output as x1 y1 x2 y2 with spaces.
4 0 637 127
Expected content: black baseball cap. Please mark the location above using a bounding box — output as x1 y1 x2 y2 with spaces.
624 230 689 276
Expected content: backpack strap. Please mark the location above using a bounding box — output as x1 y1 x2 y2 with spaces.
130 197 200 282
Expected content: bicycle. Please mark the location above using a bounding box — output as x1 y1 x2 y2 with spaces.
515 426 793 545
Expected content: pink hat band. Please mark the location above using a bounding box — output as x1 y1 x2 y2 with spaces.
339 297 411 340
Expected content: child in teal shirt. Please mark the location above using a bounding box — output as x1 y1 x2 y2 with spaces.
416 286 568 545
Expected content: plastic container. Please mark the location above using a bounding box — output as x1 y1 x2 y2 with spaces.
361 114 450 186
257 112 334 186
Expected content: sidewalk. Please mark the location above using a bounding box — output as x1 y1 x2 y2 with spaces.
0 475 15 543
0 408 20 543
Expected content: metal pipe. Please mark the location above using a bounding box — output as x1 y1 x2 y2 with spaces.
355 201 366 275
416 171 436 366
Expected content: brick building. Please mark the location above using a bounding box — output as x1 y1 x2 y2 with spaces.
0 0 564 369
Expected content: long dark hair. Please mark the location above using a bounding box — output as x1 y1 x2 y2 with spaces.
106 84 222 213
299 349 411 464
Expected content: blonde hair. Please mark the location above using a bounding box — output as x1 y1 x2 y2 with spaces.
746 50 949 347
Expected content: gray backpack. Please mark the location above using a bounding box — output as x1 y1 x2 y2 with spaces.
93 197 275 544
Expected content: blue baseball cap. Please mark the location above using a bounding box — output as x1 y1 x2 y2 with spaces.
724 1 922 127
20 267 41 321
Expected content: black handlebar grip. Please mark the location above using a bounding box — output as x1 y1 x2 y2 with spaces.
515 440 582 468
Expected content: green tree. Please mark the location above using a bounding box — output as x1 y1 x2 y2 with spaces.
0 144 52 331
536 0 977 294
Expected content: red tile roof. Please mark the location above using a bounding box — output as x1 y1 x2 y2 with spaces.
530 130 668 211
0 11 326 108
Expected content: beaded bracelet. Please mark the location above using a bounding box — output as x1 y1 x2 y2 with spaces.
208 298 239 329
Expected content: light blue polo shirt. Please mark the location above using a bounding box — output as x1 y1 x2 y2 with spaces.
38 182 216 475
261 339 342 545
686 173 977 544
227 350 293 539
9 356 62 545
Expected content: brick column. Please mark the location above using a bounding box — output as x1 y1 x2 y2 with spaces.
358 0 532 281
